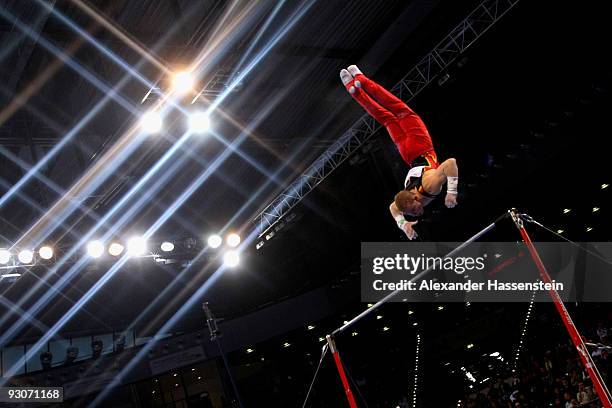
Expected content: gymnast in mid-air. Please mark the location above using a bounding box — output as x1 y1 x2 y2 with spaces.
340 65 458 240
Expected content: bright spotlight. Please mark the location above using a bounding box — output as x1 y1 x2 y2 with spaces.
39 246 54 260
127 236 147 256
226 233 241 248
87 241 105 258
188 111 210 133
0 249 11 265
108 242 125 257
160 242 175 252
207 234 222 249
223 250 240 268
18 250 34 264
140 110 163 134
172 71 195 95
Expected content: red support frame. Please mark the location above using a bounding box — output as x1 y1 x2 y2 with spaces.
511 210 612 408
326 335 358 408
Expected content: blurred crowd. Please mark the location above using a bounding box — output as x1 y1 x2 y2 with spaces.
459 311 612 408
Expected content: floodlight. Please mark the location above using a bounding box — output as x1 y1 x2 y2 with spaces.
87 241 104 258
160 241 175 252
223 250 239 268
18 250 34 264
39 246 54 260
108 242 125 257
127 236 147 256
172 71 195 95
0 249 11 265
207 234 222 249
226 233 240 248
140 110 163 133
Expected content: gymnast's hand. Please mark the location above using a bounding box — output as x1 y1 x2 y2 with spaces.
445 193 458 209
402 220 418 240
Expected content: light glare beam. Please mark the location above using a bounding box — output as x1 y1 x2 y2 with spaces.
208 0 316 112
0 7 138 114
229 1 287 83
67 0 169 73
0 296 53 336
0 148 105 232
0 176 85 240
34 0 153 87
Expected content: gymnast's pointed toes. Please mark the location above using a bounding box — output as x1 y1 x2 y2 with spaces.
347 64 363 77
340 69 352 86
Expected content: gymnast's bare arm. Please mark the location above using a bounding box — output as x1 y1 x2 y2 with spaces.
389 202 418 240
422 158 458 208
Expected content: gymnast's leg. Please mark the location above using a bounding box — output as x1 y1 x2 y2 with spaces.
340 68 397 126
347 65 413 118
340 68 412 164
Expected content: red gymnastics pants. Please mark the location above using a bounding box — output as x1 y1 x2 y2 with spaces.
346 74 437 166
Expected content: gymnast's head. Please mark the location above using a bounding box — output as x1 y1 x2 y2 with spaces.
395 189 423 216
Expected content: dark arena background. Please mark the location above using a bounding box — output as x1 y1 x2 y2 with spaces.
0 1 611 407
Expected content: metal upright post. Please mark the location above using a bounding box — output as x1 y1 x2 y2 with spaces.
203 302 245 408
326 335 358 408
